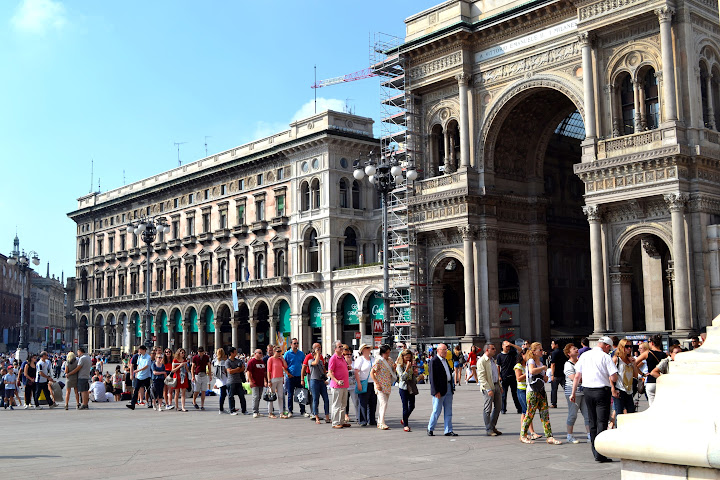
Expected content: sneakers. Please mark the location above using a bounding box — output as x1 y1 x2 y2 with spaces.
23 405 29 409
587 433 591 440
79 405 89 410
303 412 311 418
166 405 175 410
35 405 43 410
230 411 239 416
567 435 579 444
9 405 14 410
126 404 135 410
193 404 199 410
219 410 226 415
286 412 293 418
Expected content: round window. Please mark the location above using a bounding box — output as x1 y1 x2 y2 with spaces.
340 157 348 169
312 158 319 169
301 162 309 173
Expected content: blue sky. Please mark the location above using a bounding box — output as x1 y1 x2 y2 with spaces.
0 0 439 280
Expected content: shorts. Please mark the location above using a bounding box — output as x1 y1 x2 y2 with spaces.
152 379 165 398
193 374 209 392
453 361 460 368
78 378 90 393
4 389 16 399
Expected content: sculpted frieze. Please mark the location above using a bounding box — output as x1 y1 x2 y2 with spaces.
422 85 460 104
408 52 463 82
597 21 658 48
579 0 645 22
478 42 580 85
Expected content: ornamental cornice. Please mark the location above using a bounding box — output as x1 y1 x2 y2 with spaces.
688 195 720 214
579 0 646 23
477 41 581 86
473 9 573 49
574 145 682 173
408 51 463 82
576 156 682 194
407 187 469 205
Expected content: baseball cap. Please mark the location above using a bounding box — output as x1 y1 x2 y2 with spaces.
598 336 613 346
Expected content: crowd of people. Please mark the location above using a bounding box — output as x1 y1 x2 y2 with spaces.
0 332 704 462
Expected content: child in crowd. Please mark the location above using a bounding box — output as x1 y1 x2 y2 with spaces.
3 366 18 410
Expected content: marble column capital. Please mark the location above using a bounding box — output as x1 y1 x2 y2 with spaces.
604 84 616 94
248 318 258 327
476 226 497 241
577 32 595 47
458 225 477 241
582 204 602 222
609 264 633 284
455 72 472 86
213 319 222 328
655 6 674 23
664 193 688 212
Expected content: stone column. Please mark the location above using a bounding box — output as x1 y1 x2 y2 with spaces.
230 319 239 348
610 265 634 332
476 230 490 340
583 205 607 334
708 225 720 317
641 238 666 331
459 225 477 337
665 193 692 332
182 321 190 352
153 318 161 347
198 321 206 350
167 327 172 351
249 318 258 353
103 325 111 348
456 72 472 168
578 33 597 139
269 317 278 347
139 319 146 347
656 7 678 121
214 320 222 351
115 326 122 348
632 80 642 132
443 129 451 173
707 75 716 129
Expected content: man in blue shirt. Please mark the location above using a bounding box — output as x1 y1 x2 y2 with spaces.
283 338 306 417
127 345 152 410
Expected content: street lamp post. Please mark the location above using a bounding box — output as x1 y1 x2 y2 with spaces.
354 150 417 347
7 247 40 362
126 216 170 351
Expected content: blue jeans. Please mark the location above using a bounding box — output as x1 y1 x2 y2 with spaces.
398 388 416 428
285 375 305 414
518 388 528 414
427 385 453 434
357 390 369 425
310 379 329 418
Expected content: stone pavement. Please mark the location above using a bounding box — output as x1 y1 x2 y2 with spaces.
1 381 629 479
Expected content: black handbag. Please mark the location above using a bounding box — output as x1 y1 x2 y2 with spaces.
529 377 545 393
262 387 277 402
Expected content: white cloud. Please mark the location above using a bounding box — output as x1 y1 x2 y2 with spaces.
290 97 346 122
11 0 67 35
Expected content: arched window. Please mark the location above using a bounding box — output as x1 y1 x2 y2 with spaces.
430 124 444 176
201 261 211 286
255 253 265 280
156 268 165 291
236 256 247 282
343 227 358 267
130 272 138 295
219 259 228 284
311 179 320 209
275 250 286 277
619 74 635 135
301 181 310 211
171 267 179 290
306 228 319 272
186 264 195 288
339 179 348 208
643 68 659 130
713 65 720 130
80 269 88 300
352 180 361 209
96 276 104 299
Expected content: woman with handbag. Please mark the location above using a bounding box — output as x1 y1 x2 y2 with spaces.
396 348 419 432
371 344 396 430
308 345 330 424
170 348 189 412
151 347 167 412
64 352 79 410
213 348 228 414
162 349 175 410
353 344 373 426
520 342 561 445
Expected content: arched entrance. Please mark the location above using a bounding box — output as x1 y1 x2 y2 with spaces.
156 309 169 348
237 303 250 354
170 308 182 352
302 297 323 347
216 304 232 351
254 301 270 351
430 257 465 337
483 83 591 340
273 299 291 348
338 293 360 347
131 312 141 348
107 314 117 348
201 305 215 351
94 314 104 351
79 315 88 348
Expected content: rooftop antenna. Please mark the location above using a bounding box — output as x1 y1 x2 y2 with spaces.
89 158 93 194
204 136 212 157
174 141 188 166
123 169 126 185
97 178 101 193
345 98 354 115
314 64 317 114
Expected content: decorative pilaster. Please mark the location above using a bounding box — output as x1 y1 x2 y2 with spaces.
456 72 472 168
230 320 239 349
103 325 111 349
656 6 678 122
664 193 691 331
707 74 716 129
249 318 258 353
605 84 621 137
214 320 222 351
182 321 190 352
578 32 597 139
458 225 477 337
583 205 607 334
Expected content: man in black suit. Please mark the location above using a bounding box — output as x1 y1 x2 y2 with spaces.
427 343 457 436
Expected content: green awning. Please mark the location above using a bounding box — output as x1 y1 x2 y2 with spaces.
279 300 291 334
342 295 359 325
309 298 322 328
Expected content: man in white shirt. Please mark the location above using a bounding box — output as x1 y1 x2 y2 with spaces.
570 336 618 463
89 376 112 402
35 351 56 408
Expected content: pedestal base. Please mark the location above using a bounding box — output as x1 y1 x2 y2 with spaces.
460 335 485 352
621 459 720 480
15 347 28 363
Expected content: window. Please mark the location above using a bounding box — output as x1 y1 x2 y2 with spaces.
159 203 164 213
301 182 310 211
236 256 247 282
236 204 245 225
110 217 114 226
219 211 227 229
97 239 103 256
187 217 195 236
257 174 263 186
146 206 150 215
311 179 320 209
221 184 226 195
157 269 165 291
277 168 284 180
204 189 210 200
133 233 138 248
201 262 211 286
122 214 126 222
174 199 178 209
202 212 211 233
343 227 358 267
106 276 113 297
339 179 348 208
255 253 265 280
189 193 194 204
109 237 114 253
620 74 635 135
276 195 285 217
130 272 138 295
306 228 319 273
120 234 126 251
96 277 103 299
643 69 659 130
275 250 286 277
352 180 361 209
238 179 245 191
219 259 228 283
171 267 179 289
186 264 195 288
256 199 265 221
118 274 126 295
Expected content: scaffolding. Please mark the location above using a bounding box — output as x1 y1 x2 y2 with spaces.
371 33 428 348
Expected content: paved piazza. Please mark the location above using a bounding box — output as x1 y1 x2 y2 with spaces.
3 382 625 479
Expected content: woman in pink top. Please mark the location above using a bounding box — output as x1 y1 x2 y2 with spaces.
266 347 288 419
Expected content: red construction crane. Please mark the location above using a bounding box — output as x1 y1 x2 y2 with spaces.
311 67 377 89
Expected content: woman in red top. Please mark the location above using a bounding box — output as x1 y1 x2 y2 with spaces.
163 348 174 410
465 346 478 384
171 348 190 412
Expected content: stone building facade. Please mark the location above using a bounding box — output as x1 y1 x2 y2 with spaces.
0 247 31 350
30 274 66 350
68 111 387 354
397 0 719 345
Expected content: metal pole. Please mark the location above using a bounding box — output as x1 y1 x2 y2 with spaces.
18 268 26 349
144 229 153 350
382 190 390 347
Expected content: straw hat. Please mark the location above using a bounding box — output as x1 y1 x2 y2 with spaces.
358 343 371 352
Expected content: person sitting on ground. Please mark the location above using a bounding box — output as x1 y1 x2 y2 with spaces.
89 375 113 402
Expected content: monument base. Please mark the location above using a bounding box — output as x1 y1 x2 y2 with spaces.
15 347 28 363
460 335 485 352
621 460 720 480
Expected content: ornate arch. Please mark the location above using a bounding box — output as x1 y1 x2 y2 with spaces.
334 289 360 313
478 74 585 173
605 42 661 85
429 249 464 281
425 99 460 133
270 296 291 317
612 223 673 265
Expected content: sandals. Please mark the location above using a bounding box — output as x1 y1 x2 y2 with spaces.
325 418 331 424
315 418 322 424
520 436 535 444
529 433 542 440
269 414 278 419
403 426 411 432
379 425 390 430
546 438 562 445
